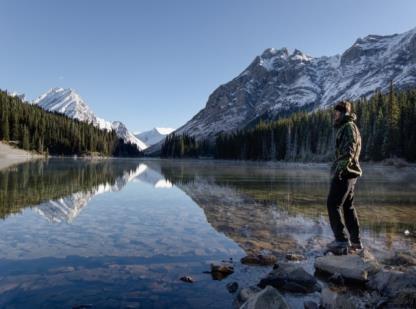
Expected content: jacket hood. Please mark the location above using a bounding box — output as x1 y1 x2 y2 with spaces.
334 112 357 128
344 112 357 122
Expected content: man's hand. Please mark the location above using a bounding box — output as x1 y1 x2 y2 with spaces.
335 159 349 180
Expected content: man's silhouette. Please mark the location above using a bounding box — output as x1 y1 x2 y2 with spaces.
326 100 363 253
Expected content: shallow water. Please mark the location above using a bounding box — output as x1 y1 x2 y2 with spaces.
0 158 415 308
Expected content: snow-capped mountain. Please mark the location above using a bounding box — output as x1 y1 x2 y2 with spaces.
33 88 146 150
175 26 416 139
8 91 27 102
112 121 147 150
135 127 175 148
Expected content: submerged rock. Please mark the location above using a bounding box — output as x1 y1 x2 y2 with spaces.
314 254 380 282
210 262 234 280
237 286 262 304
303 300 319 309
241 254 277 266
320 287 359 309
258 262 321 293
226 281 239 293
321 287 390 309
239 285 289 309
72 305 93 309
179 276 194 283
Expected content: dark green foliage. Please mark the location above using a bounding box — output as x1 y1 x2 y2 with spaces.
160 86 416 162
0 90 142 157
215 111 334 161
215 86 416 162
160 132 213 158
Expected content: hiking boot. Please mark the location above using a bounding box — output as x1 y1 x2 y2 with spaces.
326 240 350 255
349 241 364 251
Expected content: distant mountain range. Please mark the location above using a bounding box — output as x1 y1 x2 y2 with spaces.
135 127 175 147
32 88 147 150
174 26 416 140
31 88 173 150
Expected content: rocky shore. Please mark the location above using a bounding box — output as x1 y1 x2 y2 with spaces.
181 246 416 308
232 248 416 308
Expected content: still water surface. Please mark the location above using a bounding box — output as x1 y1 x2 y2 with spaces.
0 158 415 308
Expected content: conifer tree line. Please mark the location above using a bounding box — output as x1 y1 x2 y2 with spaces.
161 84 416 162
0 90 142 156
160 133 214 158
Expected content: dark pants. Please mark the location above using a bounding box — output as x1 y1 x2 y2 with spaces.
326 176 361 243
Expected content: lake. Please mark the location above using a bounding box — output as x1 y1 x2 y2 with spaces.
0 158 415 308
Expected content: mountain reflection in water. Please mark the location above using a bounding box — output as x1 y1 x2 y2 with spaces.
0 159 415 308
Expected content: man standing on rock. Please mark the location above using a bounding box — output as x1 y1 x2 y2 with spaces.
326 100 363 253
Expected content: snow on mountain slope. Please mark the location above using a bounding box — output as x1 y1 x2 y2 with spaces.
8 91 27 102
33 88 146 150
175 26 416 140
135 127 175 148
112 121 147 150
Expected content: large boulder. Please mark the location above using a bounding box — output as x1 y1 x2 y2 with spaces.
258 263 321 293
240 286 290 309
367 268 416 297
314 254 380 282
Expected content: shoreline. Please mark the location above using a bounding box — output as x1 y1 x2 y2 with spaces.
0 141 44 171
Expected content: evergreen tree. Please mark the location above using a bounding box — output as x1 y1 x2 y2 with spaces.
1 109 9 140
0 90 143 157
21 125 30 150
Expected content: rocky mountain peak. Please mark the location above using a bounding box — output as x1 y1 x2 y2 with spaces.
33 88 147 150
173 26 416 141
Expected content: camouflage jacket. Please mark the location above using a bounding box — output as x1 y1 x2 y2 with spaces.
331 113 362 179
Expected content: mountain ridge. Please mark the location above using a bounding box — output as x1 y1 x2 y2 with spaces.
174 26 416 140
34 87 147 150
135 127 175 148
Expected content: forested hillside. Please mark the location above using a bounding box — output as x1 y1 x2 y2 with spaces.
161 85 416 162
0 90 142 156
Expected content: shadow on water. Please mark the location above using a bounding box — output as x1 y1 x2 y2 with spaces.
0 158 415 308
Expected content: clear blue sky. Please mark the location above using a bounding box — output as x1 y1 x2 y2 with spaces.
1 0 416 132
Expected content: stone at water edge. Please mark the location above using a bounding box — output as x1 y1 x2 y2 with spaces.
382 251 416 267
258 262 321 293
303 300 319 309
286 253 306 261
179 276 194 283
328 272 344 285
241 254 277 266
210 261 234 280
314 254 380 282
239 286 289 309
320 287 360 309
237 286 262 304
367 268 416 298
226 281 239 293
